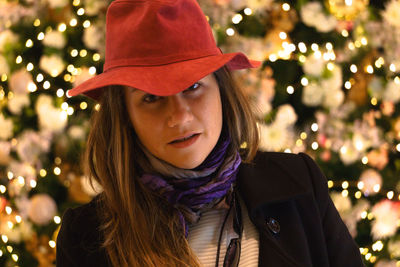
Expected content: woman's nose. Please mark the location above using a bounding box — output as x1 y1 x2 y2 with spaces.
166 95 194 128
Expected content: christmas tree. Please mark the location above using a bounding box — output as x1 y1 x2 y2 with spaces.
0 0 399 266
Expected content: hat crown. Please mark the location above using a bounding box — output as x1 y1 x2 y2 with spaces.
104 0 220 71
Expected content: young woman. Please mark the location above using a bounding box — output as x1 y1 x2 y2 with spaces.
56 0 365 266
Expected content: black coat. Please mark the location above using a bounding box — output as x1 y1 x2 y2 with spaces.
56 152 365 266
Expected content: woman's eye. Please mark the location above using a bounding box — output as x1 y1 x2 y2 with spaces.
143 94 161 103
185 82 201 92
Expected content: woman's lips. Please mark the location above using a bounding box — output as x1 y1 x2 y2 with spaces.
168 133 200 148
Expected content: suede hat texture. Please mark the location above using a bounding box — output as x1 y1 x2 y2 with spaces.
67 0 261 100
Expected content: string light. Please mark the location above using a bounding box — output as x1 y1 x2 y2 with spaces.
43 81 51 89
54 216 61 224
371 97 378 105
15 216 21 223
311 142 318 150
269 54 277 62
80 49 88 57
93 53 101 61
95 104 101 111
30 180 37 188
7 172 13 179
350 64 357 73
355 191 362 199
77 8 85 16
83 20 91 28
342 190 349 197
40 169 47 177
232 14 243 24
56 89 64 97
7 246 12 253
28 82 37 92
361 156 368 164
72 0 80 6
37 32 45 40
226 28 235 36
361 37 368 46
243 8 252 15
311 123 318 132
311 43 319 51
69 18 78 27
33 19 41 27
366 65 374 74
58 23 67 32
67 107 74 115
49 240 56 248
89 66 96 75
390 63 396 72
80 102 88 110
298 42 307 53
296 139 303 147
286 85 294 94
387 191 394 199
300 77 308 86
282 3 290 11
26 63 34 71
327 181 334 188
11 254 18 262
54 167 61 175
16 56 22 64
1 74 7 82
36 73 44 82
0 185 6 193
25 39 33 48
279 32 287 40
342 181 349 189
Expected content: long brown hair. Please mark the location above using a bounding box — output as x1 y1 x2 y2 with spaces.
84 65 259 266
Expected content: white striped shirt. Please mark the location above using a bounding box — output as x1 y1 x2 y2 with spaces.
188 199 259 266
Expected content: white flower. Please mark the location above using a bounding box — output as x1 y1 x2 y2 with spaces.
9 69 33 94
339 141 360 165
371 200 400 240
0 54 9 75
35 95 67 133
0 30 18 52
83 0 107 16
68 125 86 140
45 0 68 9
39 54 65 77
331 192 352 213
8 93 30 115
300 2 337 33
0 113 13 140
43 31 66 49
382 0 400 28
303 54 325 77
16 131 50 163
302 82 324 106
383 80 400 103
258 122 292 152
359 169 382 196
375 260 397 267
275 104 297 126
73 67 95 87
83 25 104 51
368 77 385 100
323 89 344 109
28 194 57 225
388 240 400 258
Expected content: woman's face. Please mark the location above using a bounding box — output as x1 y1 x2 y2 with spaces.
124 73 223 169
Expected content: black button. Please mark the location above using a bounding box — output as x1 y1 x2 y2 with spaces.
266 217 280 234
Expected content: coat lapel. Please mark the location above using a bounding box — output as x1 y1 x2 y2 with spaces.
237 153 314 267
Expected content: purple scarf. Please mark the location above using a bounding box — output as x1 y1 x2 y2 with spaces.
137 132 241 237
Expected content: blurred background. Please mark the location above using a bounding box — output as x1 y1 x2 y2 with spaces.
0 0 399 266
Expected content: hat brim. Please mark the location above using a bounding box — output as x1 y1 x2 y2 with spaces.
67 52 261 100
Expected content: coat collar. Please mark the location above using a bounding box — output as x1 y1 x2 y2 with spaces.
236 152 314 267
237 152 310 214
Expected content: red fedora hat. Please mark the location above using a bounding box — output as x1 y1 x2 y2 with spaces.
67 0 261 100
